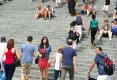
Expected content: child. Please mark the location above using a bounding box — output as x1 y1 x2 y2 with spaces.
54 47 62 80
34 5 42 19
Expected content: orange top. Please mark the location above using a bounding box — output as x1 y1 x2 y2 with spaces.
83 5 89 11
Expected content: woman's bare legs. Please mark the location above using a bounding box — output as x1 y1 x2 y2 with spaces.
44 12 47 20
34 12 39 19
48 11 52 20
44 68 48 80
40 68 43 80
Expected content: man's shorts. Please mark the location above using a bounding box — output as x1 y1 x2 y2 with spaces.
102 5 109 11
21 63 32 75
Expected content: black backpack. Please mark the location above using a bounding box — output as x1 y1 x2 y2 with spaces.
98 55 115 76
69 30 78 41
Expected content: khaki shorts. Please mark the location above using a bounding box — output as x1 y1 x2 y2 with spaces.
102 5 109 11
21 63 32 75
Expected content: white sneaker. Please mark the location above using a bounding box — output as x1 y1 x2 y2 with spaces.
97 38 100 40
109 39 112 41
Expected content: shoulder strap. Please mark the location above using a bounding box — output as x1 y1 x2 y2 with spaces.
97 54 107 66
98 55 105 59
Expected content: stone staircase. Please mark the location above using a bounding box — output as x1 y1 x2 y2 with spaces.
0 0 117 80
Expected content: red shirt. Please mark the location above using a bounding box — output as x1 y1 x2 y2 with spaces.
4 48 16 64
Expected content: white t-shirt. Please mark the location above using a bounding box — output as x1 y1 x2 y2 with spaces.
0 43 7 61
54 52 61 70
75 25 82 35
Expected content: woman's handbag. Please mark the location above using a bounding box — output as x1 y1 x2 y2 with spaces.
35 55 40 64
14 56 21 67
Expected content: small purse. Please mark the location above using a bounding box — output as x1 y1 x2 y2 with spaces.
35 55 40 64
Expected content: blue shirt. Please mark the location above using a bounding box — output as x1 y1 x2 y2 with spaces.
20 43 35 64
62 47 77 67
94 53 107 75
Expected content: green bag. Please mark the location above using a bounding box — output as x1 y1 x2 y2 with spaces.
35 55 40 64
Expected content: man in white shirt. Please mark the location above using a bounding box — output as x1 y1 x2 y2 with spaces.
0 37 7 66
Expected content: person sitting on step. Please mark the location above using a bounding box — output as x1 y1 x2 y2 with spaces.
43 5 54 20
111 19 117 36
80 3 89 15
34 5 42 19
97 19 112 41
87 2 96 16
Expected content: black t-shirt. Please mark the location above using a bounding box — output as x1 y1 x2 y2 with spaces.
105 0 110 5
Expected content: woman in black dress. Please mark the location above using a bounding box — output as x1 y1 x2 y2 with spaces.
68 0 76 16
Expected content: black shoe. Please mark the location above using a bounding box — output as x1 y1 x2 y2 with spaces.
0 3 2 5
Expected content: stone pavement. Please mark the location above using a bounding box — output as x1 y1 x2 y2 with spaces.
0 0 117 80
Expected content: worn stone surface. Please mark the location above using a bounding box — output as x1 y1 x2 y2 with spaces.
0 0 117 80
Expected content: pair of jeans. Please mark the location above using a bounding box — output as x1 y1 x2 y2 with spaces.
4 64 16 80
61 66 74 80
54 70 61 80
91 28 97 44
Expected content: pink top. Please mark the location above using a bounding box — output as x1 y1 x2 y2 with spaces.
4 49 16 64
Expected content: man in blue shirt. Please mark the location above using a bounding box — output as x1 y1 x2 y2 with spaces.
59 39 77 80
88 47 111 80
20 36 36 80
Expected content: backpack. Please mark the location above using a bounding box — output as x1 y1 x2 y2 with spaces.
69 30 78 41
99 55 115 76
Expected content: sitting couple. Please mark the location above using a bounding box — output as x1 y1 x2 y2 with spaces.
34 5 55 20
97 19 117 41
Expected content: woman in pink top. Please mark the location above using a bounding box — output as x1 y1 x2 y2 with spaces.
1 39 19 80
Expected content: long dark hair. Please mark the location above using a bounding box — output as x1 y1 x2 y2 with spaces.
40 36 49 48
7 39 14 49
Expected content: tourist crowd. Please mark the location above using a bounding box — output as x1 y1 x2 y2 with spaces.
0 0 117 80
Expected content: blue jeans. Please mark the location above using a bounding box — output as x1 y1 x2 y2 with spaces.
54 70 61 80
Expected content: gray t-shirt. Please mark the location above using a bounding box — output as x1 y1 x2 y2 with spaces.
20 43 35 64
